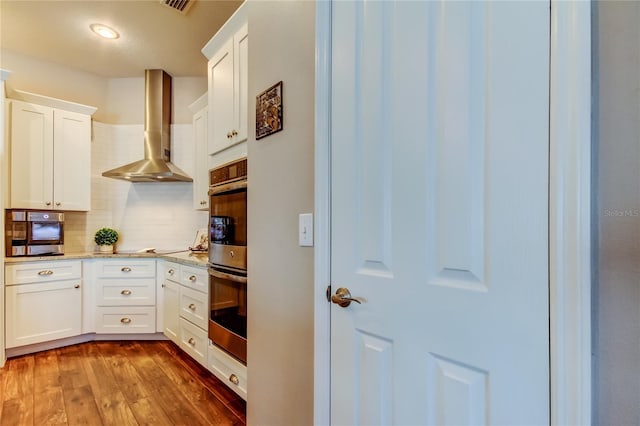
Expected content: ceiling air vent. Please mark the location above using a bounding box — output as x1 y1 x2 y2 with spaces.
161 0 194 14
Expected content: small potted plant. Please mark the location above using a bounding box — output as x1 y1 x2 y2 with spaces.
95 227 119 253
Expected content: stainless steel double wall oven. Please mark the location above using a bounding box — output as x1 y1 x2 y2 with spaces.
208 158 248 364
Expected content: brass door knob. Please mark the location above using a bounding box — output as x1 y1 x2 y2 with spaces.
331 287 362 308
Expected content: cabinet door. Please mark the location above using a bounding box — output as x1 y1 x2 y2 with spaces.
163 279 180 343
5 279 82 348
53 109 91 211
179 317 208 367
193 106 209 210
233 23 249 144
9 100 54 209
179 285 208 330
208 38 235 155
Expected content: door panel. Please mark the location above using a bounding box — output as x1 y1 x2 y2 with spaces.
330 1 550 424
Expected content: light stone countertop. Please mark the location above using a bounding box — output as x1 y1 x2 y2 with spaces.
4 250 209 268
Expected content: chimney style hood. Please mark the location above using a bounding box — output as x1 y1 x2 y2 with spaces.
102 69 193 182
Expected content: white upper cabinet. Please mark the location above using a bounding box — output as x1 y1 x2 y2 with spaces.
203 4 248 155
8 93 95 211
189 93 209 210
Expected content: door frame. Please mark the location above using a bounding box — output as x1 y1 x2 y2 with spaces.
313 1 592 425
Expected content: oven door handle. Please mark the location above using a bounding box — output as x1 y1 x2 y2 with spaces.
208 180 247 196
208 267 248 284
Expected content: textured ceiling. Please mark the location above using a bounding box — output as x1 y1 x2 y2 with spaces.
0 0 244 78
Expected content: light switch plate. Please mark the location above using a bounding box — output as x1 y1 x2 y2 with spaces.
299 213 313 247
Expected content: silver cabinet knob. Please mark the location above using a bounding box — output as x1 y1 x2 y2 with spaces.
121 289 132 295
121 267 132 272
168 269 175 275
55 202 61 206
74 284 81 289
120 318 131 324
38 270 54 276
188 338 196 346
188 303 196 310
189 275 196 282
231 129 238 136
45 202 51 206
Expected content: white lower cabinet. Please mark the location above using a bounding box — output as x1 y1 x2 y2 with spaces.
179 317 208 365
161 261 209 368
5 261 82 348
94 306 156 334
162 278 180 343
94 259 156 333
208 342 247 400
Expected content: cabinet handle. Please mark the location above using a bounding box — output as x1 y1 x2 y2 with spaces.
226 132 233 139
162 283 166 288
168 269 175 275
200 200 207 205
120 318 131 324
121 267 132 272
229 250 235 258
189 275 197 282
231 129 238 136
188 338 196 346
188 303 196 310
229 374 239 385
74 284 80 289
45 201 51 206
38 270 54 276
121 289 132 295
55 202 61 206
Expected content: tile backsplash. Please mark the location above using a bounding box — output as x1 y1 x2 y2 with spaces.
64 121 207 253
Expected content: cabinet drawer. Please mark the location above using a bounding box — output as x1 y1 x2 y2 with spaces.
94 260 156 278
96 278 156 306
164 261 180 281
180 264 207 293
208 342 247 400
179 285 208 329
178 317 208 367
95 306 156 334
6 260 81 285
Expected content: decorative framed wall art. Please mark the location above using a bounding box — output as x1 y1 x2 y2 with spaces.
256 81 283 140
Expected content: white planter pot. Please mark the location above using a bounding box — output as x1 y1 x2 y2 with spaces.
98 245 114 253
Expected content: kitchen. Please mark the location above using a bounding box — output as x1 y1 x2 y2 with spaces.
1 1 638 425
1 0 315 424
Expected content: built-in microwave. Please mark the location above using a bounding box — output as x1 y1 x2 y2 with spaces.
5 210 65 256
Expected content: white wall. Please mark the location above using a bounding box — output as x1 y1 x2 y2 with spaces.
65 122 207 253
246 1 315 424
592 1 640 424
1 50 208 252
0 49 206 124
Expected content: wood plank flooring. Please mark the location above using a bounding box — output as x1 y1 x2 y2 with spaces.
0 341 246 426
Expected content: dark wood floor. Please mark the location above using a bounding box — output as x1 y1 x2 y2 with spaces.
0 340 246 425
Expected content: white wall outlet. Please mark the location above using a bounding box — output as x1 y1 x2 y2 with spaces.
299 213 313 247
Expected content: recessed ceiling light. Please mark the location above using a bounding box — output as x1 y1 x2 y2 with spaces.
90 23 119 40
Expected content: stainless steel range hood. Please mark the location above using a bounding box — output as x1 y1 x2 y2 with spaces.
102 69 193 182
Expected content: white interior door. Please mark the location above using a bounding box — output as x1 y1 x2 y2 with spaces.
330 1 550 424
